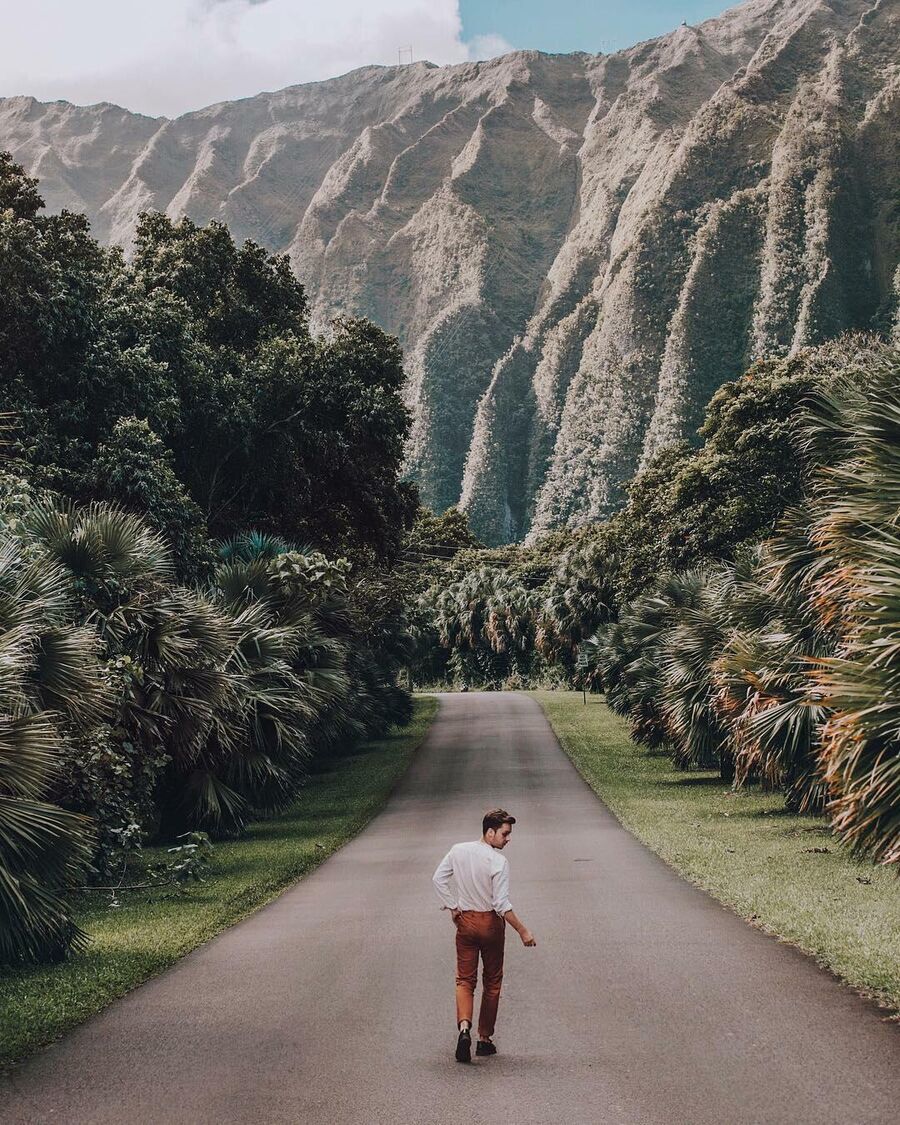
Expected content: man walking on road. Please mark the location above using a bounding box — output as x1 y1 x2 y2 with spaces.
432 808 536 1063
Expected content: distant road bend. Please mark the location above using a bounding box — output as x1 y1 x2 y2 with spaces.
2 693 898 1124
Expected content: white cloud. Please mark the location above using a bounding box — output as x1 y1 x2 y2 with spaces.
0 0 514 118
465 33 515 62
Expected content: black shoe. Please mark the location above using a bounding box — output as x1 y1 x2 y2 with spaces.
455 1028 472 1063
476 1040 497 1056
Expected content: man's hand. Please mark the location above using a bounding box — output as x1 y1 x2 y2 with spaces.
502 909 535 946
451 907 463 924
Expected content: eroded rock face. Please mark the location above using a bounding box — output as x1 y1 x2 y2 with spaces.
2 0 897 543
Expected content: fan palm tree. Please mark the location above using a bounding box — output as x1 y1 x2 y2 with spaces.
586 568 736 775
713 545 832 811
0 539 106 964
799 350 900 863
536 543 616 675
26 501 173 616
427 566 535 687
195 546 357 823
586 589 678 752
25 500 243 834
218 531 300 564
656 568 736 776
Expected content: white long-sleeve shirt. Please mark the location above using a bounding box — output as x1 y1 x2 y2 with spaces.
432 840 514 917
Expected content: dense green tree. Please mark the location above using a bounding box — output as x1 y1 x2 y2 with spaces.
404 506 483 573
131 212 308 350
90 418 215 583
0 154 417 563
128 217 417 558
563 334 888 605
0 151 43 217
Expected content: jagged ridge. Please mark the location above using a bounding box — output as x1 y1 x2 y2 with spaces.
0 0 897 543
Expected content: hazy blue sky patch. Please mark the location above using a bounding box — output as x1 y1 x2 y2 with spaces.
461 1 740 55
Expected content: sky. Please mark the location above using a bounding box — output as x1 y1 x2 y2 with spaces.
0 0 739 118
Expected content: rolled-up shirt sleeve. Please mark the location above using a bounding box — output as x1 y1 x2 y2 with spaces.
491 859 513 916
432 849 458 911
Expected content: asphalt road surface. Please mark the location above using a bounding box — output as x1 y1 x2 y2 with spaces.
3 693 898 1124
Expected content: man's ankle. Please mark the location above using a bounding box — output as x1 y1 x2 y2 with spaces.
458 1021 471 1032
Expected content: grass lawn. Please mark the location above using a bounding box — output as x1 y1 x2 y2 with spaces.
0 696 437 1072
532 690 900 1016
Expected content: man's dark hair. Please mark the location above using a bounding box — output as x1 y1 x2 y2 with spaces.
483 808 516 834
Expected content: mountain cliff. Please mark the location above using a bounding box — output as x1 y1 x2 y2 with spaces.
1 0 897 543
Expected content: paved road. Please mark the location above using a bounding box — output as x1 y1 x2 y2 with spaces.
3 693 898 1124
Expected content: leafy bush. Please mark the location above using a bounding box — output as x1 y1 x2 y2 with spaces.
51 698 170 874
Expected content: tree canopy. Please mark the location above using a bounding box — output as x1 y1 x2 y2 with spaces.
0 154 417 572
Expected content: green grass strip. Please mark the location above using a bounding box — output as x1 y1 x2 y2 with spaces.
532 690 900 1015
0 696 438 1071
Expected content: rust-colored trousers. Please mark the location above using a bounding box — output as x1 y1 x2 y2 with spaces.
454 910 506 1039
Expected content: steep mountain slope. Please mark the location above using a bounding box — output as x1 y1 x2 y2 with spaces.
1 0 897 543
